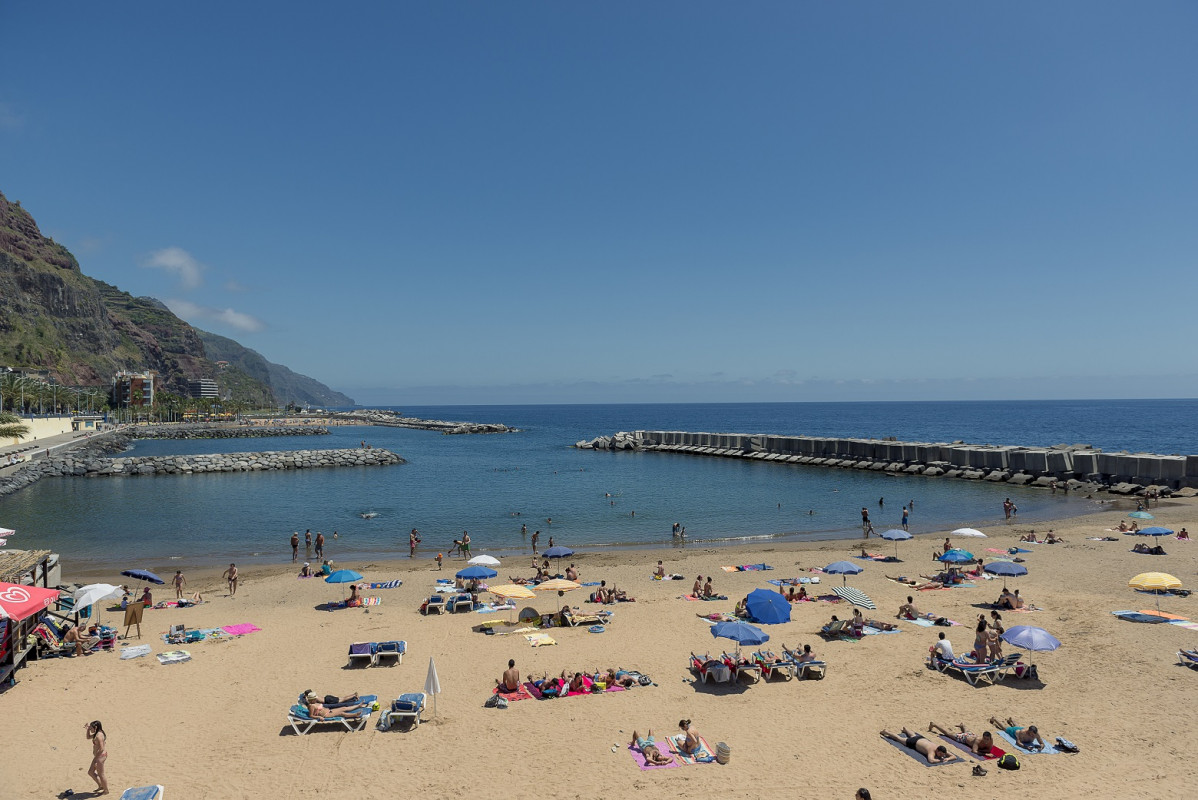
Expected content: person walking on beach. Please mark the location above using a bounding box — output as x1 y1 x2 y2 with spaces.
85 720 108 795
314 531 324 559
290 532 299 562
531 530 540 555
305 529 312 553
409 529 420 558
901 506 909 530
173 570 186 600
861 507 870 537
222 563 239 597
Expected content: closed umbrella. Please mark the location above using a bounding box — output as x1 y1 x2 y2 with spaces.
424 657 442 719
468 555 502 567
745 588 790 624
455 565 498 580
952 528 987 538
710 620 769 655
542 546 574 559
823 561 863 586
1128 511 1154 520
832 585 876 610
880 529 911 560
121 569 165 585
983 561 1028 589
1000 625 1060 652
1129 572 1182 617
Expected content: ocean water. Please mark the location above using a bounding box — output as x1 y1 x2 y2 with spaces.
3 399 1193 571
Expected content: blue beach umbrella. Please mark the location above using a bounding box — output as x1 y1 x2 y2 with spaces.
121 569 165 585
455 565 498 580
1000 625 1060 652
880 528 912 560
324 569 364 584
983 560 1028 589
745 588 791 625
542 546 574 559
710 620 770 652
823 560 863 586
1135 527 1174 537
938 549 975 564
1128 511 1154 520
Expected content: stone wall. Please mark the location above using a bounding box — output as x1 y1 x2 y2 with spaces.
41 447 403 478
575 431 1198 495
127 425 329 439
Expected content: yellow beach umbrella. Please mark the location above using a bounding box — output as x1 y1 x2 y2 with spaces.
1129 572 1182 616
487 584 537 601
534 579 581 593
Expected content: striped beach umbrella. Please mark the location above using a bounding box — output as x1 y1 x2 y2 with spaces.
1129 572 1182 617
832 585 876 610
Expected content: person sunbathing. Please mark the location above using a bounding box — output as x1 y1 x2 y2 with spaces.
1021 531 1039 541
303 692 370 718
702 578 715 598
928 722 994 756
989 716 1045 750
1044 532 1064 544
996 589 1018 609
497 659 520 692
849 609 867 636
899 596 949 625
677 719 702 756
1129 522 1141 533
567 672 587 693
654 562 666 579
692 575 704 596
1178 528 1191 540
880 728 953 764
734 597 749 618
1117 521 1129 532
298 562 313 577
822 614 843 632
63 625 98 657
303 690 361 709
783 643 819 663
630 730 674 765
865 619 898 631
602 668 636 688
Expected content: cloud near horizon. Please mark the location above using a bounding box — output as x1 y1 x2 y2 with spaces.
166 298 265 333
144 246 204 290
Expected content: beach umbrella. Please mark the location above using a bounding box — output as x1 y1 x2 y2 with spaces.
324 569 364 584
832 585 876 610
468 555 501 567
823 561 863 586
121 569 164 585
1001 625 1060 652
1128 511 1154 520
542 546 574 559
1135 527 1174 537
1129 572 1182 617
533 578 581 593
424 657 442 719
710 620 769 654
745 588 791 624
952 528 987 538
455 565 498 580
880 528 911 560
488 584 536 601
983 561 1028 589
0 582 59 621
938 549 975 564
72 583 122 624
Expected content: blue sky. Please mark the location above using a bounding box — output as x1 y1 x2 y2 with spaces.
2 3 1195 405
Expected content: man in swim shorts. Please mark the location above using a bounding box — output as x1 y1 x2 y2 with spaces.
880 728 953 763
990 716 1045 750
630 729 674 765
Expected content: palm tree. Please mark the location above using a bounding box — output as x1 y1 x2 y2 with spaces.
0 411 30 440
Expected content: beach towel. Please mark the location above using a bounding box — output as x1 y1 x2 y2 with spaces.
1169 621 1198 632
880 735 965 767
668 734 716 764
996 729 1061 755
908 618 959 627
156 649 191 665
368 580 403 589
862 626 902 635
221 623 262 636
526 633 556 647
492 684 534 702
566 675 595 697
1137 610 1189 621
628 743 679 770
1111 611 1171 624
939 735 1005 761
119 786 164 800
768 577 815 587
120 644 152 660
581 581 601 587
682 595 701 601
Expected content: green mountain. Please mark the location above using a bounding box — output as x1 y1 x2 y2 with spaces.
0 190 352 406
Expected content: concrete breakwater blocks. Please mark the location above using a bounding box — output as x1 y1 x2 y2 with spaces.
128 425 329 439
39 448 404 478
575 431 1198 491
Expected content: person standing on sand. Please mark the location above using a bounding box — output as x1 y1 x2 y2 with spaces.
531 530 540 554
85 720 108 795
305 529 312 554
291 532 299 562
222 563 239 597
173 570 186 600
901 506 909 531
314 531 324 559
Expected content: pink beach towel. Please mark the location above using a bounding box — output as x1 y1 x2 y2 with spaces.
221 623 261 636
628 743 678 770
492 684 534 702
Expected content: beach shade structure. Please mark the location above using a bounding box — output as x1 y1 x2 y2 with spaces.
745 588 791 624
938 549 975 564
121 569 165 585
983 561 1028 589
952 528 987 538
1001 625 1060 652
324 569 364 584
468 555 501 567
1129 572 1183 617
832 585 876 610
487 584 536 601
710 620 769 654
455 565 498 581
1135 527 1174 537
0 581 60 621
533 578 581 593
1128 511 1154 520
72 583 122 623
880 529 912 560
823 561 863 586
425 657 442 719
542 546 574 559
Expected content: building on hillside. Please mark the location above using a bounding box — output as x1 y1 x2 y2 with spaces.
187 378 219 399
111 371 156 407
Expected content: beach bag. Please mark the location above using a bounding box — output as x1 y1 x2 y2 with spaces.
376 713 392 731
638 674 653 686
484 695 508 709
1055 737 1080 753
997 754 1020 770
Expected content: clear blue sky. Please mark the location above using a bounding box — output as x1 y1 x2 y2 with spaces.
2 3 1195 405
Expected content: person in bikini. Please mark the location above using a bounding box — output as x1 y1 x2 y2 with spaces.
692 575 704 597
630 729 675 765
880 727 953 764
677 719 703 755
85 720 109 795
928 722 994 756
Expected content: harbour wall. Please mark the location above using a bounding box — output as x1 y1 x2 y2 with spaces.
576 431 1198 494
40 447 404 477
127 424 329 439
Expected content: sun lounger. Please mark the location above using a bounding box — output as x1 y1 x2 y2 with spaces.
721 651 762 682
564 610 612 627
449 594 474 613
1177 649 1198 669
347 642 377 667
933 655 1000 685
381 692 426 728
286 696 376 734
374 640 406 666
689 652 732 684
990 652 1025 681
752 650 794 680
819 619 861 641
423 595 446 615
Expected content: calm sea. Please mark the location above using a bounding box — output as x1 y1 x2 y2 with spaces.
3 399 1194 571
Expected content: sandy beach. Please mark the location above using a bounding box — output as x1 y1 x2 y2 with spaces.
3 500 1196 799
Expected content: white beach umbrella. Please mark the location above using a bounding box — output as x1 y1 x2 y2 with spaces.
952 528 987 538
424 657 442 718
73 583 123 624
468 555 501 567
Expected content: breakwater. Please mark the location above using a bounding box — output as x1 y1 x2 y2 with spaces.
328 409 516 434
128 424 329 439
40 447 403 478
577 431 1198 494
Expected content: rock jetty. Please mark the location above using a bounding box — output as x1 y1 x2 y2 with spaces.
128 424 329 439
40 447 403 478
576 430 1198 496
327 409 516 435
